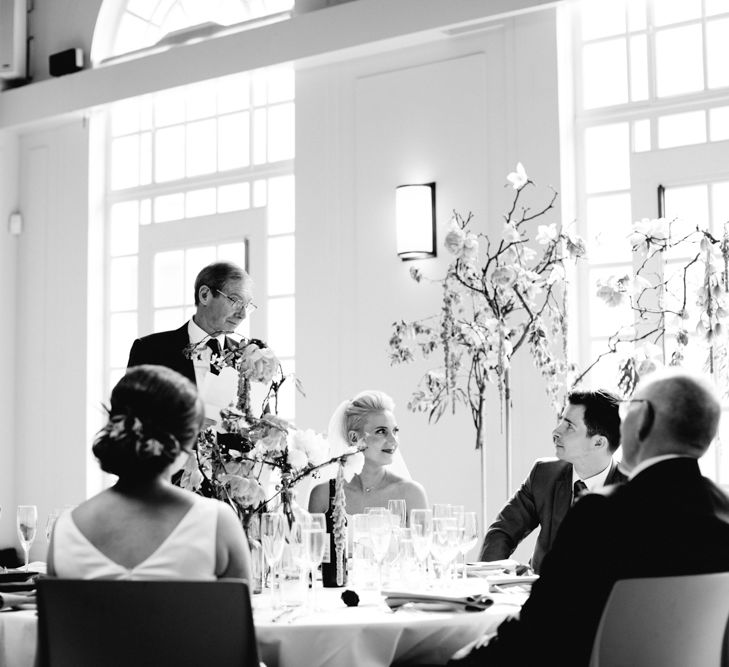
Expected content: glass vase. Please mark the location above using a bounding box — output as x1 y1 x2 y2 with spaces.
245 513 264 594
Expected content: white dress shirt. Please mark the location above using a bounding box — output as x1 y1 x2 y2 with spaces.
187 318 226 388
572 462 612 503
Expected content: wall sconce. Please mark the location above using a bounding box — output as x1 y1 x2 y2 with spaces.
396 182 436 260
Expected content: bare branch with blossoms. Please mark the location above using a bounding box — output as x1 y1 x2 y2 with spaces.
390 163 585 449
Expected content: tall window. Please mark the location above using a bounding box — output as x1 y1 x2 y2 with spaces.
104 66 296 421
571 0 729 482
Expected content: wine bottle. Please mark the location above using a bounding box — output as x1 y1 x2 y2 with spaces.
322 474 348 587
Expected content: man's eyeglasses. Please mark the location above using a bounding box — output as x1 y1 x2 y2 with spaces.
216 289 257 315
617 398 652 419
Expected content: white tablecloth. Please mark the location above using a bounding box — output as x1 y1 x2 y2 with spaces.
0 584 525 667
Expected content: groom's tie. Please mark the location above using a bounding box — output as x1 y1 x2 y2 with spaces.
572 479 588 506
206 338 221 375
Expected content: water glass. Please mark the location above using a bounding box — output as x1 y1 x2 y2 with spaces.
410 509 433 582
17 505 38 572
351 513 375 588
431 517 459 582
367 513 392 591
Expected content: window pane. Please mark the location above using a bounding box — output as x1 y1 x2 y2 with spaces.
140 198 152 225
706 18 729 90
706 0 729 16
629 34 648 101
585 193 632 263
267 174 295 234
218 182 250 212
711 182 729 235
154 307 185 333
652 0 701 26
580 0 626 40
253 108 267 164
110 135 139 190
267 296 295 357
657 110 706 148
110 312 137 368
267 102 295 161
111 99 141 137
253 179 267 207
139 132 152 185
655 25 704 97
110 201 139 256
663 185 709 262
633 118 651 152
268 235 294 296
186 81 217 121
582 39 628 109
155 125 185 182
154 193 184 223
186 188 217 218
709 106 729 141
186 246 217 301
584 123 630 193
186 119 217 177
218 73 250 113
276 358 296 419
267 66 295 103
110 256 138 311
627 0 646 31
217 242 247 268
587 340 628 394
253 70 268 106
155 88 186 127
218 112 250 171
154 250 184 307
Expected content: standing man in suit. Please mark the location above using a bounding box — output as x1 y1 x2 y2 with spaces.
479 390 626 572
450 370 729 667
127 261 255 386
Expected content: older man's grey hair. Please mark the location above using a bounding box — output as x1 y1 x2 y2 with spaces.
643 370 721 456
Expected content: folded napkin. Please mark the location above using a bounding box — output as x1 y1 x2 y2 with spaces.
486 573 539 586
0 591 36 610
383 590 494 612
466 559 521 574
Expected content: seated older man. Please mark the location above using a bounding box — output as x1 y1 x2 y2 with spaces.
450 370 729 667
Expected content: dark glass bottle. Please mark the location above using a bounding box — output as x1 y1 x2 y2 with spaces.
322 478 348 587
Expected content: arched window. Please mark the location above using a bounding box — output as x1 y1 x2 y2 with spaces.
90 2 297 497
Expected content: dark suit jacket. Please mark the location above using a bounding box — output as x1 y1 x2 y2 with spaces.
454 457 729 667
479 458 627 573
127 324 196 385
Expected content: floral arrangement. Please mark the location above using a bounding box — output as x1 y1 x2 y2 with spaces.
592 217 729 397
176 335 363 532
389 163 586 449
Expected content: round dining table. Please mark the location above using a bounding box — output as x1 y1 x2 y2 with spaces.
0 581 526 667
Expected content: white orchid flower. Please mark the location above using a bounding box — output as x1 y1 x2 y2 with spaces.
507 162 528 189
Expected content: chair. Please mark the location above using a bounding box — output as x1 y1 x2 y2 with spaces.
589 572 729 667
36 578 260 667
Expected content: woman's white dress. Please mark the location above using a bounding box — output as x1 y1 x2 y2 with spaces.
52 495 219 580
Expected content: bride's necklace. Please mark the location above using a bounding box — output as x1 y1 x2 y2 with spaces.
359 471 388 494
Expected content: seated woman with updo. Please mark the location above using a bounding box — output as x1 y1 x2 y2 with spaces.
48 365 251 580
308 390 428 517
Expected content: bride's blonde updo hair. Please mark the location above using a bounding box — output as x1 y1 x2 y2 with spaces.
92 365 204 481
343 390 395 440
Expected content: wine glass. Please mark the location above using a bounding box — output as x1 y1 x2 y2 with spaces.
431 517 459 583
261 513 286 609
367 513 392 591
302 518 326 610
456 511 479 579
410 509 433 582
387 499 407 528
351 513 374 588
17 505 38 572
432 503 452 519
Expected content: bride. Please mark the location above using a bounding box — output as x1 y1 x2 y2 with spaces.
308 390 428 518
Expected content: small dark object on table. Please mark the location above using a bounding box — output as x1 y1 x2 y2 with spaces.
341 589 360 607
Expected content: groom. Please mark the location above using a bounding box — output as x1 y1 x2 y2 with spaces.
127 261 254 386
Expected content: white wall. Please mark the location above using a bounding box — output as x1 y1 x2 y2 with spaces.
0 1 563 564
296 10 562 558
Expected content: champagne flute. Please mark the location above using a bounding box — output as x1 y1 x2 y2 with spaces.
367 513 392 591
351 513 374 588
387 499 407 528
410 509 433 582
456 511 479 579
17 505 38 573
432 503 452 519
302 522 326 610
261 513 286 609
